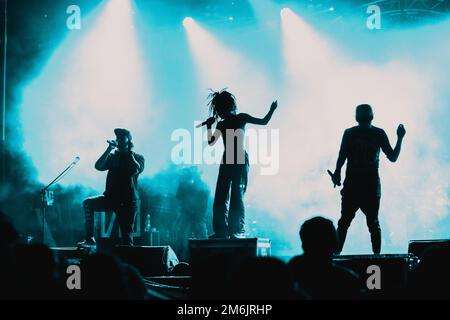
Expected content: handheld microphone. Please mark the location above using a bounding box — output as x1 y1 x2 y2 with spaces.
196 120 209 128
196 118 215 128
107 140 118 147
327 169 341 187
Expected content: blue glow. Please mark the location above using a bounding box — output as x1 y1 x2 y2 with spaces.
20 0 152 190
18 1 450 256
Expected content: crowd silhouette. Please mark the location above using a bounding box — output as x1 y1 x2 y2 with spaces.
1 211 448 300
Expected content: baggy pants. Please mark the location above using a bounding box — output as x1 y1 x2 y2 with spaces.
83 195 139 246
212 159 249 236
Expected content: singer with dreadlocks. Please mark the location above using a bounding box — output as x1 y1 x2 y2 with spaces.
203 89 277 239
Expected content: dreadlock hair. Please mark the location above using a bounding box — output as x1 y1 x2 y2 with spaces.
207 89 237 119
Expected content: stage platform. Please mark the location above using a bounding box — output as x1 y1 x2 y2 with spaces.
46 242 450 299
334 253 418 265
50 246 95 263
189 237 271 257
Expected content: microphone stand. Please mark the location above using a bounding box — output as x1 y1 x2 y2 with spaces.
40 158 79 244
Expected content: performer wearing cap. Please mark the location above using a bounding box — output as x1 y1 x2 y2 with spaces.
78 128 145 246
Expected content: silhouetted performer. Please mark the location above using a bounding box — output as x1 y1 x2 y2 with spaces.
329 104 406 254
205 89 277 239
78 128 144 247
288 217 362 299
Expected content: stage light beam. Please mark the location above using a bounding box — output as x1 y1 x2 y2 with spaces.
183 17 274 113
20 0 152 190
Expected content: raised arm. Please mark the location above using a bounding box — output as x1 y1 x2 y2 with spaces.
95 143 114 171
241 100 278 125
381 125 406 162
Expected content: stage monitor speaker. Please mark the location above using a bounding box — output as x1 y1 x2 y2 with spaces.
113 245 179 276
189 238 271 263
50 246 94 261
333 254 414 293
188 238 271 297
408 239 450 259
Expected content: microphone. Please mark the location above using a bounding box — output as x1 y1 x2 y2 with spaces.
196 120 208 128
107 140 118 147
196 119 215 128
327 169 341 187
327 170 333 178
72 156 80 165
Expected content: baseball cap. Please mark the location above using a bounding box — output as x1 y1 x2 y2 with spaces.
114 128 132 140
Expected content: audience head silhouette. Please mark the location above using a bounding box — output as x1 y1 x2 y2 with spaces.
300 216 338 259
290 217 363 299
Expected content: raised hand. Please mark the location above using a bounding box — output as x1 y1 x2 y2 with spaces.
397 124 406 139
270 100 278 112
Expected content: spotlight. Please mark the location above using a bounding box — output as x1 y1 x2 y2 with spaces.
280 7 293 18
183 17 194 28
19 0 150 188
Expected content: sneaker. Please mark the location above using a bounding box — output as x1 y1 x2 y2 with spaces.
229 233 246 240
209 233 229 239
77 237 96 247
